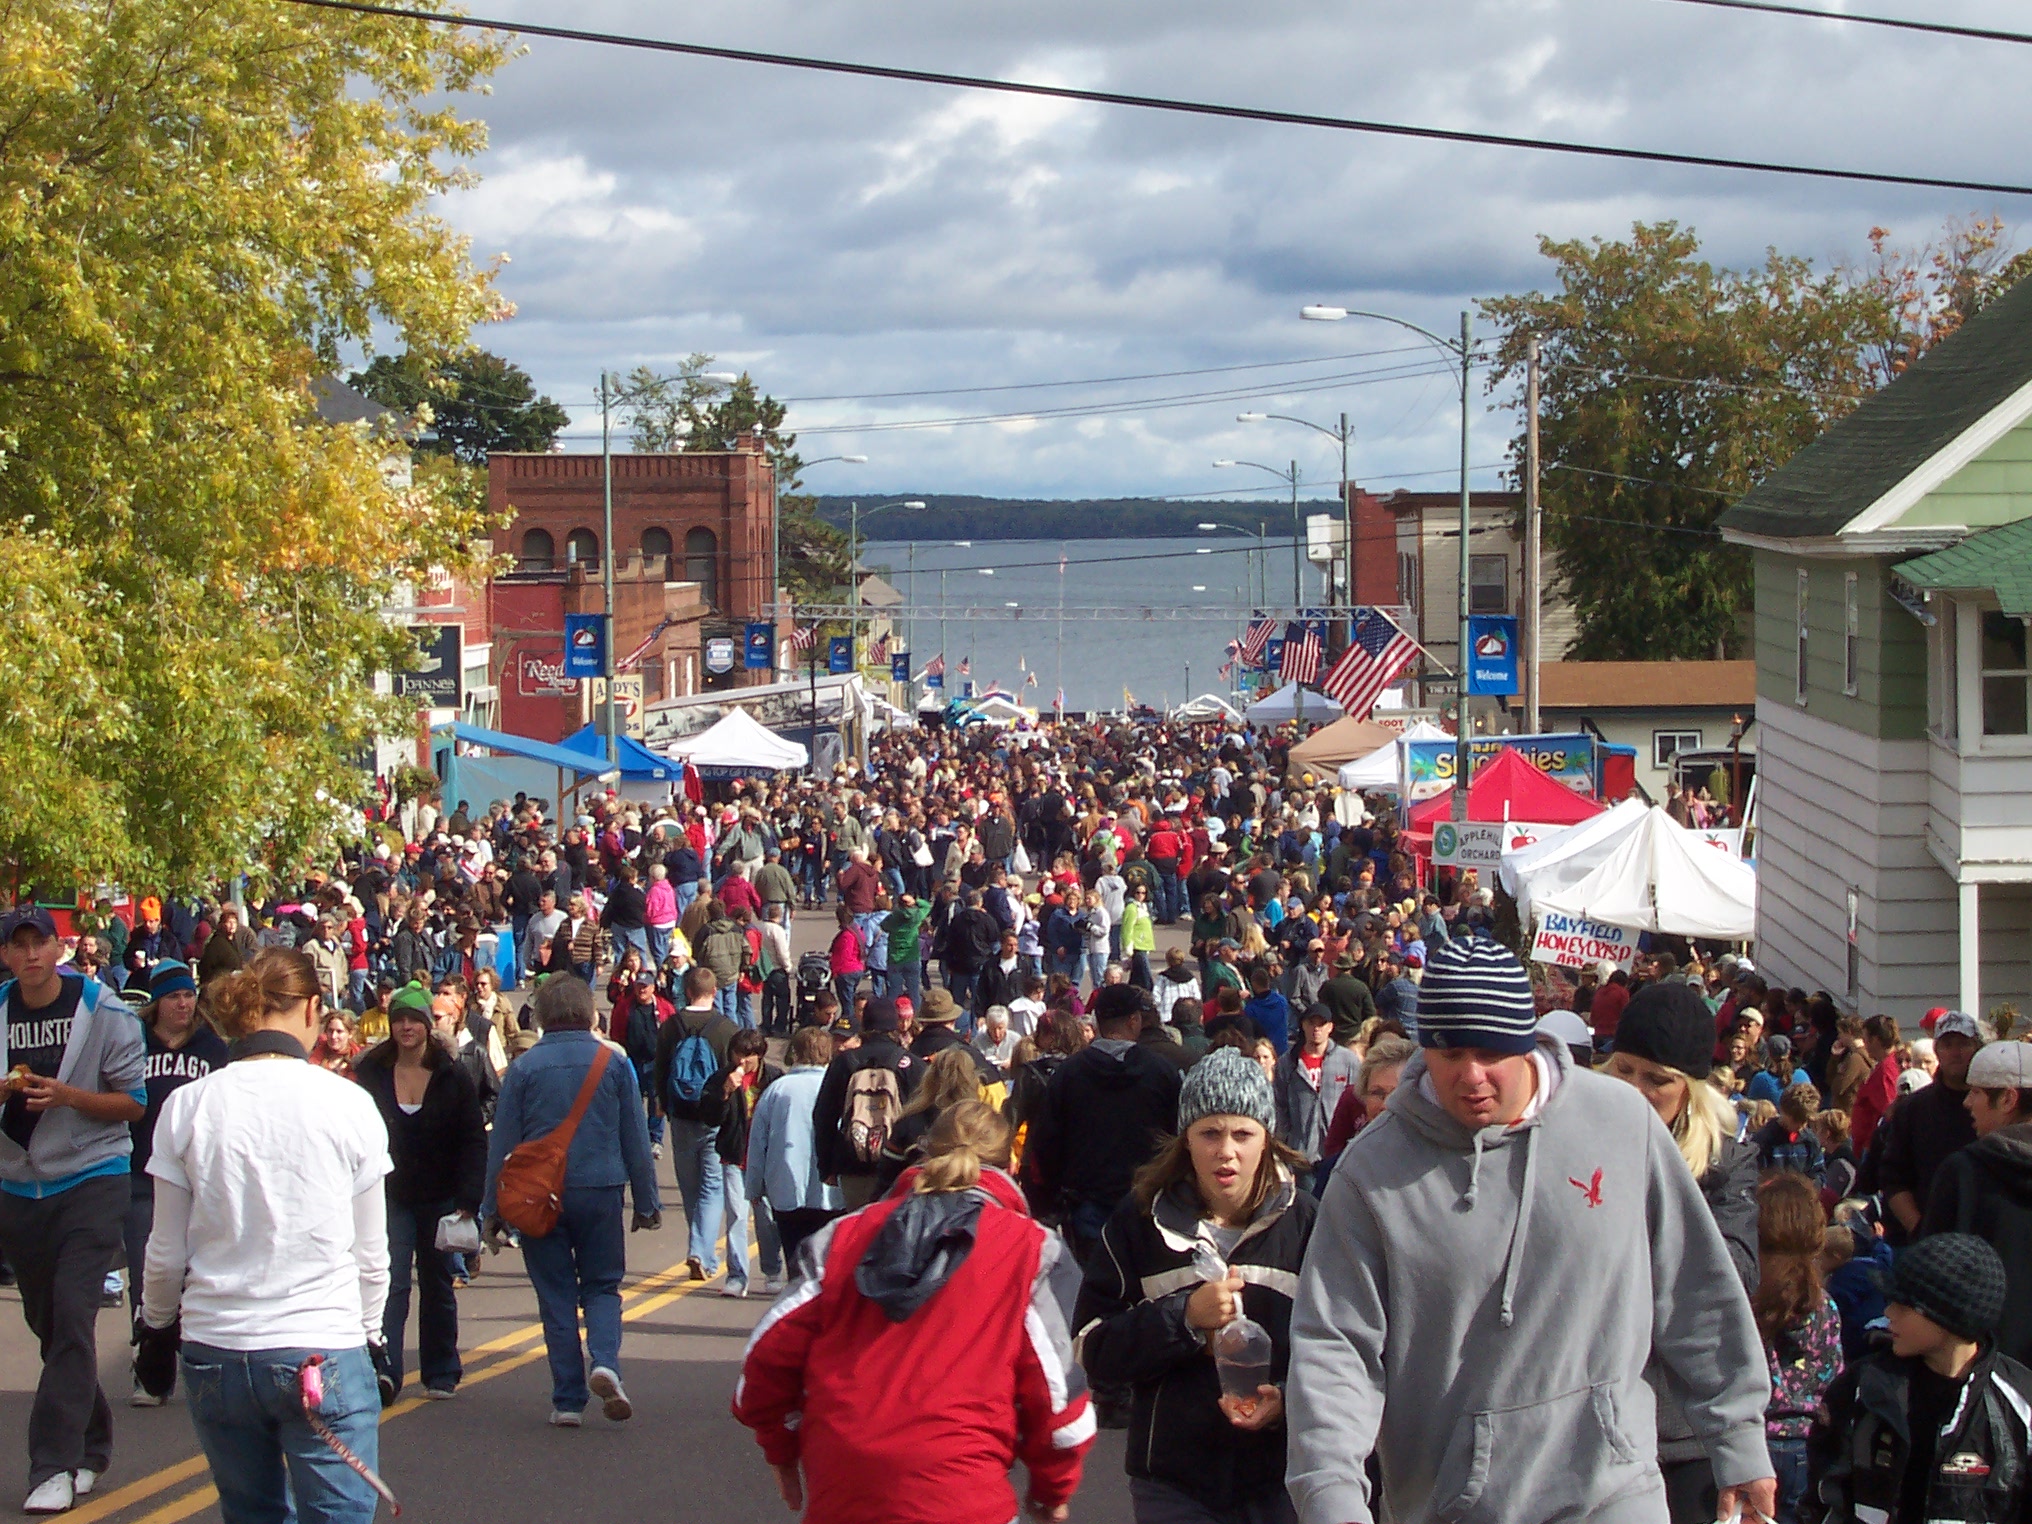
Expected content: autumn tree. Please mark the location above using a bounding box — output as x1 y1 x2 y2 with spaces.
1854 215 2032 384
1482 223 1888 660
352 348 568 461
0 1 510 892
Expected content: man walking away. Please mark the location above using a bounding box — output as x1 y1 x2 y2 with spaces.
1922 1040 2032 1365
653 967 737 1282
811 998 920 1211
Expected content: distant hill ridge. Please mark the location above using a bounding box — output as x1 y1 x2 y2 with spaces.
809 494 1330 541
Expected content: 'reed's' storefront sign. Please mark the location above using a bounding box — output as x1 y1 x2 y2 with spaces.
516 649 578 697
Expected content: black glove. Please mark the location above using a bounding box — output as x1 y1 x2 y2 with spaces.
369 1340 398 1406
630 1210 662 1232
132 1317 180 1400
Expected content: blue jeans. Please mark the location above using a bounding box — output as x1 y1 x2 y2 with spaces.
1155 866 1181 922
509 913 530 985
721 1164 783 1293
1769 1436 1808 1524
182 1341 381 1524
518 1186 626 1415
614 926 649 965
888 961 922 1007
945 968 977 1010
646 924 672 968
833 972 861 1013
714 986 740 1023
667 1118 725 1275
674 881 699 916
383 1198 461 1393
1085 951 1108 990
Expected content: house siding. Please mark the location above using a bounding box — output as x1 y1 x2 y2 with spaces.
1751 551 1925 739
1895 413 2032 529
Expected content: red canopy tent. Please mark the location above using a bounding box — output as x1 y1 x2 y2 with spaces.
1405 746 1605 836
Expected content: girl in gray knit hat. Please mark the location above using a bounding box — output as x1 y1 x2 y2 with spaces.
1072 1047 1317 1524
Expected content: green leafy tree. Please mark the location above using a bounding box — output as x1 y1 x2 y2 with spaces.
0 1 508 892
352 348 568 461
615 357 849 602
1481 222 1888 660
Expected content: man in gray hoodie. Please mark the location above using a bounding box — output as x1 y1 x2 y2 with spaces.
1286 937 1773 1524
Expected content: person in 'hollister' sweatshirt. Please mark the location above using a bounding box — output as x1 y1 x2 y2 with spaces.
1285 936 1775 1524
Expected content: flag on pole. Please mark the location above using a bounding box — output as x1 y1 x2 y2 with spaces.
958 657 971 676
1240 617 1276 667
924 654 945 678
869 632 889 665
1322 608 1422 720
1024 670 1038 688
1279 620 1322 684
788 623 820 654
614 616 676 673
1054 687 1065 711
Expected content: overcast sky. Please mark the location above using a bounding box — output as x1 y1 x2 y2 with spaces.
439 0 2031 503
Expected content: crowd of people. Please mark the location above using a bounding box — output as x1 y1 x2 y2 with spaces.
0 711 2029 1523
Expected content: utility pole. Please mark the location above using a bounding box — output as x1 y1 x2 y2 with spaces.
1452 310 1472 823
1524 333 1543 736
1339 412 1353 628
600 369 618 768
849 501 860 672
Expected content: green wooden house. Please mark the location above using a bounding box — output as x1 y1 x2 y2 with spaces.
1718 276 2032 1019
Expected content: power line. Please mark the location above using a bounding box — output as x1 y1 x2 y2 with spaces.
1547 462 1739 497
1655 0 2032 47
779 346 1430 402
279 0 2032 197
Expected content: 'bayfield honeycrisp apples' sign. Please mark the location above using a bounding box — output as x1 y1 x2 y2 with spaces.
1530 910 1641 971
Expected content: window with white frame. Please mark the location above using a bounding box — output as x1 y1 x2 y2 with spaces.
1653 729 1702 769
1981 609 2031 736
1843 571 1860 696
1795 568 1810 705
1469 554 1509 615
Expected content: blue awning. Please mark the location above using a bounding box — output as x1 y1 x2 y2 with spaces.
436 722 609 775
561 725 679 782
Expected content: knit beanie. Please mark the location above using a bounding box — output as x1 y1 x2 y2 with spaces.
1613 982 1715 1080
1882 1232 2008 1341
1414 937 1538 1055
147 961 197 1003
388 982 434 1021
1177 1047 1276 1133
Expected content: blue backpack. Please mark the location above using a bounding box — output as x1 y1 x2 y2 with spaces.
665 1015 718 1111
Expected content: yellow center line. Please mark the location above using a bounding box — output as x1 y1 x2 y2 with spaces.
78 1252 722 1524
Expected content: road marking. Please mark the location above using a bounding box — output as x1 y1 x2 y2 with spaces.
77 1252 719 1523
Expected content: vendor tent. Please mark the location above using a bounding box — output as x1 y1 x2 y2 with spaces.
1498 797 1649 918
560 726 681 782
1337 718 1452 790
1244 684 1342 727
1535 805 1756 939
1407 746 1605 830
664 707 809 777
1175 693 1244 723
1288 717 1398 782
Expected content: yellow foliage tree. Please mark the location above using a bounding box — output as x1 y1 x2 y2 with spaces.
0 0 512 893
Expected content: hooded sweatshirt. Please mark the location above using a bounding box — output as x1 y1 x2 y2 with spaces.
1922 1119 2032 1366
1286 1038 1770 1524
1021 1037 1182 1216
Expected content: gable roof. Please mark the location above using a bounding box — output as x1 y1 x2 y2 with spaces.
311 375 393 427
1897 516 2032 617
1718 274 2032 543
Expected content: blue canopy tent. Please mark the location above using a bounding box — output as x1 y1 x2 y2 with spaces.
560 725 680 783
431 721 611 818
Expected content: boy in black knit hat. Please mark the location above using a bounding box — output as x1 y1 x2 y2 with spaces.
1811 1232 2032 1522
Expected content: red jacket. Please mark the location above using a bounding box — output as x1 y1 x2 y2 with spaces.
1851 1055 1901 1154
733 1167 1093 1524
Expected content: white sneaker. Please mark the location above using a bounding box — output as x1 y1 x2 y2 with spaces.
130 1379 164 1408
720 1282 749 1300
588 1366 632 1422
71 1473 96 1498
23 1474 73 1514
759 1276 785 1295
547 1410 581 1428
651 1143 662 1159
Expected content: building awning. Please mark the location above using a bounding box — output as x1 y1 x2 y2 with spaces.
435 722 609 775
1898 517 2032 616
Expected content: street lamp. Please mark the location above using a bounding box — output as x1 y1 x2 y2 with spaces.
849 500 927 670
1303 303 1476 818
1212 459 1303 612
775 454 868 622
1197 519 1269 607
1238 411 1353 610
598 367 734 765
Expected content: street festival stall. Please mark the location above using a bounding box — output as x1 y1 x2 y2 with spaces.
1286 716 1398 784
1336 717 1453 791
1530 805 1758 969
664 706 810 779
1498 796 1650 921
1244 682 1342 728
1404 746 1605 863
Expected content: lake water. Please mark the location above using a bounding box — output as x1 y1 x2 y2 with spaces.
867 535 1314 714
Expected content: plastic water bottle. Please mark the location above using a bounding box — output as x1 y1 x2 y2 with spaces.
1212 1314 1273 1414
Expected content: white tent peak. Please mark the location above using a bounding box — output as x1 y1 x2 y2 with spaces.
665 706 809 772
1534 805 1755 940
1244 684 1342 726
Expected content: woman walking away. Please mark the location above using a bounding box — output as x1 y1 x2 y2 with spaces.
734 1101 1093 1524
137 948 394 1524
1075 1047 1316 1524
481 975 660 1427
1603 981 1761 1524
126 961 229 1406
1754 1173 1842 1524
355 985 487 1400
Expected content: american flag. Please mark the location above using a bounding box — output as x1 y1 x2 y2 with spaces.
1322 608 1421 719
788 624 820 654
958 657 971 677
1024 670 1038 688
1279 621 1322 684
924 654 945 678
869 632 889 664
1239 617 1276 667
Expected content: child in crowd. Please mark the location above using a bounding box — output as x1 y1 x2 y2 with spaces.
1755 1174 1843 1523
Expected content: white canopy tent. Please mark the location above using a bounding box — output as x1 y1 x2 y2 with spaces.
1535 805 1757 940
664 706 809 776
1499 797 1650 919
1175 693 1244 723
1336 718 1453 790
1244 684 1342 727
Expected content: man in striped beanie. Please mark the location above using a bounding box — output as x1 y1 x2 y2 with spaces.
1286 935 1777 1524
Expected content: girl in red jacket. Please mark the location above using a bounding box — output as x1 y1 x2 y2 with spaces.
733 1102 1093 1524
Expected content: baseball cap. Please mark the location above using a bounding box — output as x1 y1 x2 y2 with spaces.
1969 1042 2032 1090
1933 1010 1983 1042
0 907 58 942
633 971 657 988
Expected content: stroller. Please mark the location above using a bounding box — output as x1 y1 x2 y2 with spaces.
794 950 832 1026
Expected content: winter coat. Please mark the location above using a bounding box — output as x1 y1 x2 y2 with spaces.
1922 1120 2032 1366
696 918 749 987
1273 1045 1362 1163
747 1064 842 1216
731 1167 1092 1524
1285 1040 1771 1524
1651 1122 1761 1464
355 1043 488 1213
811 1035 923 1181
1153 966 1201 1024
1076 1172 1317 1514
1023 1038 1182 1218
717 1062 782 1167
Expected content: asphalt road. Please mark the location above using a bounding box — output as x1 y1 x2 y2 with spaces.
0 900 1175 1524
